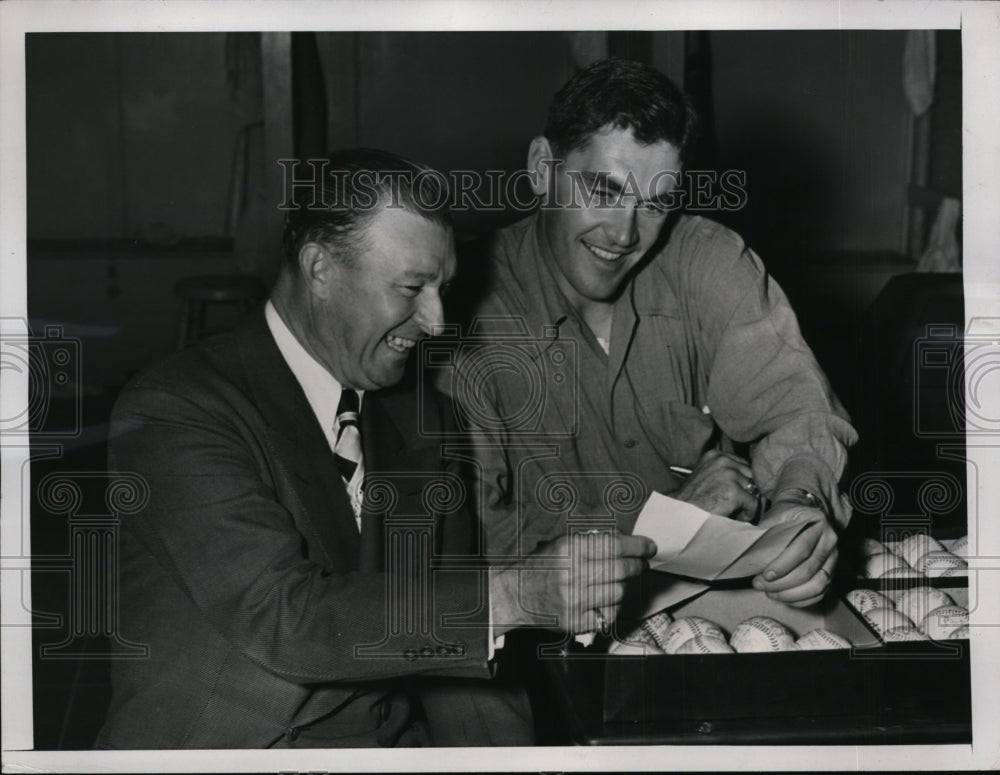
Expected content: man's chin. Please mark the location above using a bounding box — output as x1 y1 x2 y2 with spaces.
367 359 410 390
579 278 627 304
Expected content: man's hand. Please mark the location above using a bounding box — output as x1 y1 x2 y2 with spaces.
489 531 657 636
752 503 837 607
673 449 760 521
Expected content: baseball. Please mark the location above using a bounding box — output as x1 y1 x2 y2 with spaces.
846 588 891 614
863 552 906 579
914 550 967 578
879 566 920 579
948 535 969 558
676 636 735 654
609 621 665 655
661 616 727 654
947 625 970 640
635 611 674 652
730 616 797 652
896 586 954 624
881 626 928 642
863 606 915 635
896 533 945 566
920 604 969 640
796 628 852 650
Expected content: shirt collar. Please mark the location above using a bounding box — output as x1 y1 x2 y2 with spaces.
265 300 362 448
525 213 582 332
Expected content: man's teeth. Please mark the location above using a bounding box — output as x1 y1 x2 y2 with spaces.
385 334 416 352
585 243 622 261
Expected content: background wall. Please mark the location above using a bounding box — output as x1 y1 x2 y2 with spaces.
27 33 243 241
25 30 942 392
709 30 911 258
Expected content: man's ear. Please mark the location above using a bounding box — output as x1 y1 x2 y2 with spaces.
298 242 337 300
527 136 555 198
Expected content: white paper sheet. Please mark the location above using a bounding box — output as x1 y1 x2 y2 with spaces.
633 492 813 581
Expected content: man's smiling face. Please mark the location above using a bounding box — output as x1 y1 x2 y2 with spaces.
533 124 682 310
308 207 455 390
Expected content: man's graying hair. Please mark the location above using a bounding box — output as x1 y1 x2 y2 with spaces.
282 148 452 269
544 58 699 161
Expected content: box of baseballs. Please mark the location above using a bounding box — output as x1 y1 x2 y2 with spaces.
843 584 970 643
855 532 969 587
591 587 970 741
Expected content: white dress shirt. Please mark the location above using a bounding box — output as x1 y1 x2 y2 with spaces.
265 300 364 530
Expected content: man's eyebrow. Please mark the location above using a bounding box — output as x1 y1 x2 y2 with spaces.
396 268 440 281
580 170 671 206
579 171 622 193
649 190 677 207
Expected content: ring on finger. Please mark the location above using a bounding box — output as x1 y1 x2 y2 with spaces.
592 607 610 636
743 479 760 497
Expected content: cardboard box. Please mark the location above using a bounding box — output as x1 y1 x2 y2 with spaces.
546 587 971 744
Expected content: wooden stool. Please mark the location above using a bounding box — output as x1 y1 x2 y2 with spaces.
174 275 266 349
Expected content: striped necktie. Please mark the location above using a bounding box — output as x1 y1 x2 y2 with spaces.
334 388 364 521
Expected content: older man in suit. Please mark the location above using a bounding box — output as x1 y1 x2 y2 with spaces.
94 148 655 749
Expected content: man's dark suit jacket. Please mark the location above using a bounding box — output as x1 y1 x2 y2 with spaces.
94 308 498 749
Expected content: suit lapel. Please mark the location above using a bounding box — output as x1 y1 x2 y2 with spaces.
235 308 362 568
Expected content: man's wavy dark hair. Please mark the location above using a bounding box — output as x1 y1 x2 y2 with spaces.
544 58 699 161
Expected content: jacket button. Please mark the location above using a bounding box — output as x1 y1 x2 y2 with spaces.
624 439 637 449
285 726 300 742
403 648 417 662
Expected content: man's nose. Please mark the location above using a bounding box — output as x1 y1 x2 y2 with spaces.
603 204 639 248
414 290 445 336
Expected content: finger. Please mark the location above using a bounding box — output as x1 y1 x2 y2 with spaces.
759 542 837 596
700 450 752 476
683 472 760 517
770 588 827 608
573 555 640 589
765 555 835 606
703 475 758 517
579 582 627 611
758 520 825 582
586 602 623 632
593 556 646 582
615 533 658 559
761 565 831 605
713 465 758 498
733 503 760 523
731 481 761 515
716 456 754 481
696 461 754 486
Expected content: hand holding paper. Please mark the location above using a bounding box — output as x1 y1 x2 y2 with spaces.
632 493 815 581
752 501 838 607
